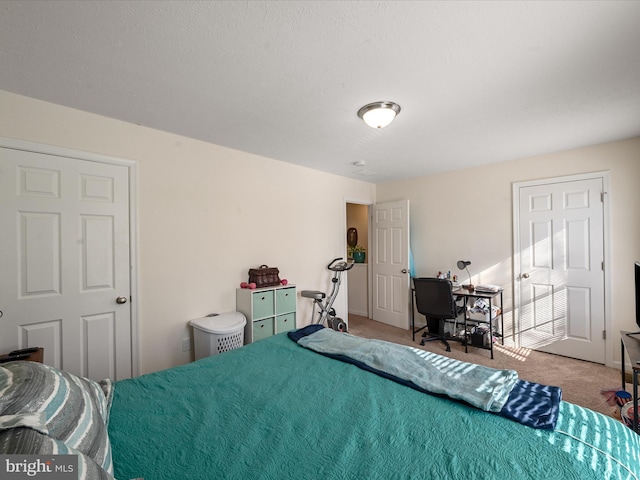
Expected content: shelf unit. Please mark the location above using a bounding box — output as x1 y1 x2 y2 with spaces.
454 288 503 359
620 331 640 433
236 285 297 344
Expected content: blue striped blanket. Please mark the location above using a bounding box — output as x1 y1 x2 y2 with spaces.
289 325 561 429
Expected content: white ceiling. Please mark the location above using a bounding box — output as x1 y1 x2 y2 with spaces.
2 1 639 184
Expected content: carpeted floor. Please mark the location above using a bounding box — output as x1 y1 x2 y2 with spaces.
347 314 626 419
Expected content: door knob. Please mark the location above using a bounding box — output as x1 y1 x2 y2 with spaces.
401 269 408 274
116 296 128 304
522 273 530 279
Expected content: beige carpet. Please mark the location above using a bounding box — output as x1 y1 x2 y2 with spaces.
347 315 625 418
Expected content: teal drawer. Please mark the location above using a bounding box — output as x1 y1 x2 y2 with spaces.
276 287 296 314
252 290 274 319
275 313 296 334
253 318 274 342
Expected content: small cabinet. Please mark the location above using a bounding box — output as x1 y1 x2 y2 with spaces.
237 285 297 344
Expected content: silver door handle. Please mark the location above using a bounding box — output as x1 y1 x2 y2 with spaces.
116 296 128 304
522 273 530 279
401 269 408 274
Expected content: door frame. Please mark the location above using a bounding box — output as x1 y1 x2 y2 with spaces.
512 171 611 367
0 136 140 376
344 197 373 325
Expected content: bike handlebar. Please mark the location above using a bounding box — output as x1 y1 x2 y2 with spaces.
327 257 355 272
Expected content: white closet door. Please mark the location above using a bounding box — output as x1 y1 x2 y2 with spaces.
0 146 133 380
515 176 606 363
371 200 410 329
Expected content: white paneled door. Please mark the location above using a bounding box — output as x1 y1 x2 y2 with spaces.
0 145 133 380
514 175 606 363
371 200 410 329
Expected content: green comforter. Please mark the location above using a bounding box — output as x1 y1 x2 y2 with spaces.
108 333 640 480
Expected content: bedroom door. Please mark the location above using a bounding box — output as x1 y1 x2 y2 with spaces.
0 141 134 380
371 200 411 329
513 173 607 364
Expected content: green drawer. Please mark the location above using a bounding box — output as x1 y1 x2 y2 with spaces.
252 290 274 319
253 318 274 342
275 313 296 334
276 287 296 314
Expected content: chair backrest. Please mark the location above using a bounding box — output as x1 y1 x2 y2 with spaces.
413 277 457 319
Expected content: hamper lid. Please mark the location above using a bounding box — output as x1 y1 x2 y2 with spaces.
190 312 247 334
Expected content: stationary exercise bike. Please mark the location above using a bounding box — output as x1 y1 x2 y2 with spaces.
301 258 354 332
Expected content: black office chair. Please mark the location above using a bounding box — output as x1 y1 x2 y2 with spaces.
413 277 466 352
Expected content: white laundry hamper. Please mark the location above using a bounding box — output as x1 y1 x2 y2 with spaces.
190 312 247 359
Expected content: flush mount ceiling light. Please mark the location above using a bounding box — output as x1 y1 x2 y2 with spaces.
357 101 401 129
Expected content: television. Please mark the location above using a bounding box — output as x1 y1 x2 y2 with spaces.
626 261 640 337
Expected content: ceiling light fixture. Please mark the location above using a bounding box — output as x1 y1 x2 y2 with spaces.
357 101 401 129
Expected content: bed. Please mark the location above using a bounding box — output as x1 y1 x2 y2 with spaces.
1 326 639 480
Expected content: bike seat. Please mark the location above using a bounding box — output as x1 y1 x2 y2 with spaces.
301 290 325 300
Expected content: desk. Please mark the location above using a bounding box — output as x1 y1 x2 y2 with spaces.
620 331 640 433
410 285 503 359
454 288 504 359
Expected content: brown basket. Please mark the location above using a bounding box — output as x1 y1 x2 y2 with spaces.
248 265 281 288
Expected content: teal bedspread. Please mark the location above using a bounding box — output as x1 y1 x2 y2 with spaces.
108 333 640 480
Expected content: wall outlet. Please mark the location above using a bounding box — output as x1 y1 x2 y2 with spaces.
181 337 191 352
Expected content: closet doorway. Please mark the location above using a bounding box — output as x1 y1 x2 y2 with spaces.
346 203 370 319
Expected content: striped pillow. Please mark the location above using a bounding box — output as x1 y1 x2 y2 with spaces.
0 427 114 480
0 412 48 434
0 362 113 475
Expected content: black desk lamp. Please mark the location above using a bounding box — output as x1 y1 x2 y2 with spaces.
457 260 474 291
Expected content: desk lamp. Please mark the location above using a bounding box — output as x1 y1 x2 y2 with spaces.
457 260 474 291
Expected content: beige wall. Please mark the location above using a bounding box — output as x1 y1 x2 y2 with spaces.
0 90 375 374
377 137 640 367
3 88 639 370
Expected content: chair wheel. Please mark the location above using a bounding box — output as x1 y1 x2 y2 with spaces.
420 339 425 346
445 346 451 352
